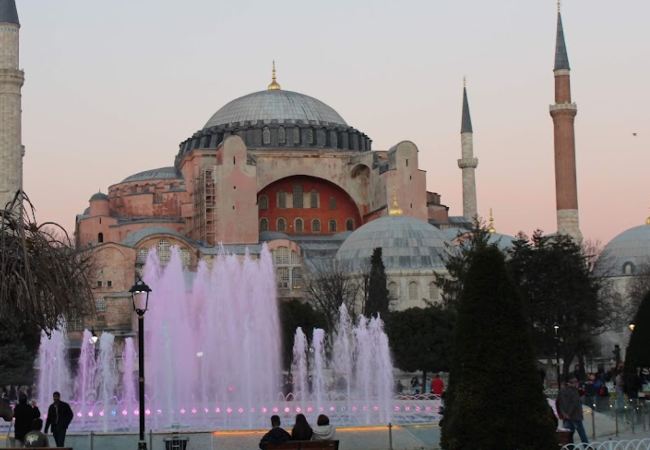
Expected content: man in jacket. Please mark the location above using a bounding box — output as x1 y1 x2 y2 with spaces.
13 393 40 446
556 378 589 444
259 415 291 449
44 391 74 447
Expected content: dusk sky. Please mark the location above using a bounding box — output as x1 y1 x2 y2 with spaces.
18 0 650 245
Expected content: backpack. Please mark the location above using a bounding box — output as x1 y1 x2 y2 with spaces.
598 385 609 397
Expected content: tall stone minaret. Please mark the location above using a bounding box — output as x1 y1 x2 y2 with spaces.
0 0 24 209
458 78 478 220
550 4 582 243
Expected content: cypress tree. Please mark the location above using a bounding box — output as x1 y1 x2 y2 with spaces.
440 246 556 450
365 248 389 318
627 290 650 369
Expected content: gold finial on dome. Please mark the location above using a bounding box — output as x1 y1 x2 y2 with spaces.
463 76 467 88
488 208 496 233
388 188 403 216
557 0 561 13
268 60 281 90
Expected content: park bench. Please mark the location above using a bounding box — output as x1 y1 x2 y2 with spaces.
4 448 71 450
266 440 339 450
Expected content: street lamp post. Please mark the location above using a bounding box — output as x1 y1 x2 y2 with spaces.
554 324 561 390
130 278 152 450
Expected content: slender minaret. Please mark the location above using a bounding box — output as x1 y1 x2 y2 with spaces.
0 0 24 209
550 3 582 243
458 77 478 220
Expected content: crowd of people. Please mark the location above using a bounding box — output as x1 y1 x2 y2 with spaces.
1 388 74 447
259 414 337 449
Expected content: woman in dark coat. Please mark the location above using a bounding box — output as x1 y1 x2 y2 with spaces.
13 393 40 445
291 414 313 441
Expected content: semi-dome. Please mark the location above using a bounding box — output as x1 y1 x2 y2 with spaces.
89 192 109 202
121 166 182 183
602 223 650 276
336 215 450 270
204 90 347 129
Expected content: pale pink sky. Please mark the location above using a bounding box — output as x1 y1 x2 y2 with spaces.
17 0 650 245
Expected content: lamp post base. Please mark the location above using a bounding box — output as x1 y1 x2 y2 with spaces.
138 441 148 450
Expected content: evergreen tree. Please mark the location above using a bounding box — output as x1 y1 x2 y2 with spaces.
364 248 390 318
440 246 556 450
279 299 327 370
627 290 650 369
386 305 455 387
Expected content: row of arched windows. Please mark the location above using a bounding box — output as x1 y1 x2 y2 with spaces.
260 218 355 233
259 188 338 210
388 281 440 302
136 240 191 266
262 126 308 145
272 247 303 291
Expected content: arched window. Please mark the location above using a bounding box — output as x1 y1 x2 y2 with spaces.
429 282 439 301
294 127 301 144
623 262 635 275
96 298 106 312
157 240 171 264
259 195 268 210
310 190 318 208
260 218 269 232
329 220 337 232
137 248 149 264
312 219 321 232
293 185 303 208
295 218 304 232
307 129 314 144
98 232 104 243
277 218 286 232
278 191 286 209
408 281 419 301
329 197 336 210
278 126 286 144
272 246 302 291
345 219 355 231
388 282 398 300
180 248 191 267
262 126 271 145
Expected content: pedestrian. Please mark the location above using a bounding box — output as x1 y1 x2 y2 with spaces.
13 393 40 446
259 415 291 449
556 377 589 444
291 413 313 441
431 373 445 397
615 365 626 411
311 414 336 441
23 418 50 448
44 391 74 447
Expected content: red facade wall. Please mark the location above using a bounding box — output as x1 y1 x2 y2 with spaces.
258 175 361 235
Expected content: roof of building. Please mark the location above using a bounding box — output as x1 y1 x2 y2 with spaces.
601 223 650 276
461 85 473 133
89 192 109 202
203 89 348 129
554 12 570 71
336 215 450 271
0 0 19 25
121 166 183 183
121 226 197 247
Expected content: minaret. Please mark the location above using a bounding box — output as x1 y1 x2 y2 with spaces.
458 77 478 220
0 0 24 209
550 3 582 243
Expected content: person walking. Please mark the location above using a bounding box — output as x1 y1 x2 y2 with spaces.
13 393 40 446
615 365 626 411
431 373 445 397
44 391 74 447
556 377 589 444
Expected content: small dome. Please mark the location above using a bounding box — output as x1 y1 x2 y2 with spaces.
203 90 347 129
89 192 109 202
602 224 650 276
336 215 450 270
122 166 182 183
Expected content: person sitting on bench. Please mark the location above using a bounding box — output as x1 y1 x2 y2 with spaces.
260 415 292 449
312 414 336 441
24 418 50 448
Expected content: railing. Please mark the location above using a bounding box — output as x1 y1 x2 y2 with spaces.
562 439 650 450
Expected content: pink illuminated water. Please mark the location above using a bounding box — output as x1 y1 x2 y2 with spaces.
36 245 438 431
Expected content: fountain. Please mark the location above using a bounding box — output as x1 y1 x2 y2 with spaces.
34 244 440 431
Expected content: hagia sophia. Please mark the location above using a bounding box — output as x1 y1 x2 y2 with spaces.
1 0 648 361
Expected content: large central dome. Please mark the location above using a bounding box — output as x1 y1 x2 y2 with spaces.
204 90 347 129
